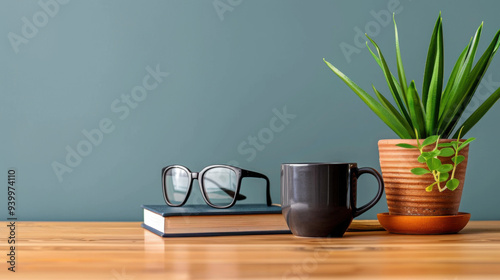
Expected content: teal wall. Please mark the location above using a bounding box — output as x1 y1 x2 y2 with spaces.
1 0 499 221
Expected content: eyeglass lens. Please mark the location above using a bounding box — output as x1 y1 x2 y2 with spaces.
165 168 190 205
202 167 237 207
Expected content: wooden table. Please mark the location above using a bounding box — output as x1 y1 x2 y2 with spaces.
1 221 500 279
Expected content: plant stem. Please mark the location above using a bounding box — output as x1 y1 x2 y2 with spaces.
415 129 422 152
434 135 440 151
437 172 442 191
450 158 458 180
437 172 447 192
450 127 464 180
431 170 443 191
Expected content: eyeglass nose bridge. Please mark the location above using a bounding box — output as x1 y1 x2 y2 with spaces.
192 172 199 180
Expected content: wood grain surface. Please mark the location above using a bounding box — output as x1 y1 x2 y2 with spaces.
1 221 500 279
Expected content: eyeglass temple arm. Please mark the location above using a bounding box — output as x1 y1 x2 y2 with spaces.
203 177 247 201
242 170 272 206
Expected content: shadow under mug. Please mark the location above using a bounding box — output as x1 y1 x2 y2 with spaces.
281 163 384 237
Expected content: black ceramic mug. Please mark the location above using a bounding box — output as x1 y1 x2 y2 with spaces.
281 163 384 237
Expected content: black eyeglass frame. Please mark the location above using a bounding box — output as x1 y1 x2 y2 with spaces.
161 164 272 209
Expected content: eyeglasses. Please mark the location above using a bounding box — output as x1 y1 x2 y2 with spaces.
162 165 272 209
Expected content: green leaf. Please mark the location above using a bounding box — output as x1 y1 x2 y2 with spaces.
365 36 412 126
458 138 476 151
422 150 441 159
373 86 415 135
446 178 460 191
452 155 465 165
438 24 486 138
439 172 450 182
366 44 405 97
437 164 453 173
417 155 426 163
396 143 418 149
427 157 442 171
420 152 431 159
323 59 413 138
426 182 437 192
444 29 500 138
439 148 455 157
422 13 442 107
456 87 500 138
411 168 431 175
394 14 408 102
437 143 454 147
407 81 426 137
440 43 470 117
422 135 439 147
425 16 444 136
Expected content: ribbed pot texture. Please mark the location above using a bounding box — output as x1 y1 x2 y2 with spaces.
378 139 469 216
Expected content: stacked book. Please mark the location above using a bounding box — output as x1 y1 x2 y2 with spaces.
141 204 290 237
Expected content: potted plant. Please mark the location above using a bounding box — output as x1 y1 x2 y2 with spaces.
323 13 500 232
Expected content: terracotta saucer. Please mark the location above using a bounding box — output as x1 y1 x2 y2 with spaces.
377 212 471 235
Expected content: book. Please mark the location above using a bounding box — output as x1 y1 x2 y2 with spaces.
141 204 291 237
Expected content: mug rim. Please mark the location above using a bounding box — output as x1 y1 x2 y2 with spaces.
281 162 356 166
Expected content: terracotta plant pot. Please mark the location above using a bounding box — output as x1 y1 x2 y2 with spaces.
378 139 469 216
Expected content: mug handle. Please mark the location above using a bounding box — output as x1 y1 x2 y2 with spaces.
353 167 384 218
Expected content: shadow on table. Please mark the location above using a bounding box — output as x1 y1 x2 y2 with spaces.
460 227 500 234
